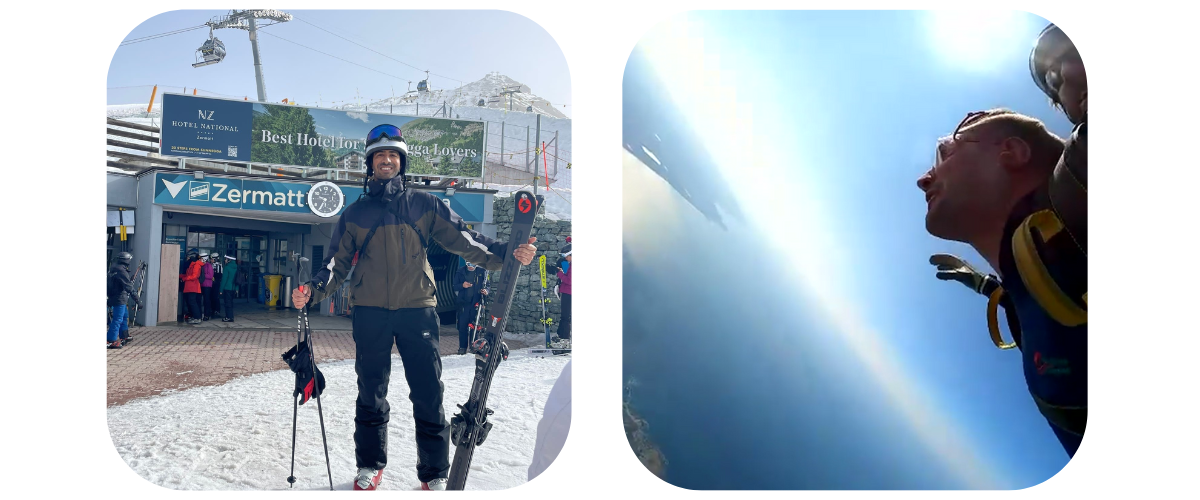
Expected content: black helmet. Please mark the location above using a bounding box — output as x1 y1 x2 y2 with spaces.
1029 23 1075 103
560 243 572 257
117 252 133 265
364 124 409 178
187 248 199 259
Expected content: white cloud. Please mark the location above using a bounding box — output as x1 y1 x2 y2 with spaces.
345 111 369 122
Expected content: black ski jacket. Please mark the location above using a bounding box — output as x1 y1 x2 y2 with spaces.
107 262 140 307
454 265 487 308
310 177 509 310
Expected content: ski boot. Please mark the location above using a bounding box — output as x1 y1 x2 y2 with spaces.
421 478 447 490
354 467 383 490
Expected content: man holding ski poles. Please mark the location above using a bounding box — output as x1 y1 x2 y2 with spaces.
291 123 537 491
454 261 489 356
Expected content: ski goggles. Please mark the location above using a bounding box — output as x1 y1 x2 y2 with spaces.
365 124 404 146
1030 25 1080 101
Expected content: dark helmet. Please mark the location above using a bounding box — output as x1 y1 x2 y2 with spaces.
1029 23 1076 103
364 124 409 179
186 248 199 259
116 252 133 265
560 242 572 257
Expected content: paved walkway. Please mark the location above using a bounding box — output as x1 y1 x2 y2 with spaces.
162 301 354 330
106 326 547 407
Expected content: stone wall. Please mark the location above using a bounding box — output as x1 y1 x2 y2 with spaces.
490 194 572 335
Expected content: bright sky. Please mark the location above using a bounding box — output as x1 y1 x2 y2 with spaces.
107 10 571 117
627 10 1075 489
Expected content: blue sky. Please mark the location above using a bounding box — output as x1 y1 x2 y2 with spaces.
624 10 1076 489
107 10 571 116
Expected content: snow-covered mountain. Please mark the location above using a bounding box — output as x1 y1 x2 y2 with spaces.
344 72 567 119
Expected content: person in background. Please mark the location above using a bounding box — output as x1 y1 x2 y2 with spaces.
454 260 489 355
180 249 204 325
210 252 223 318
220 255 239 322
555 241 572 341
107 252 141 349
199 250 215 321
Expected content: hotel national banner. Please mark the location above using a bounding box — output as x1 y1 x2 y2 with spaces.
159 93 486 180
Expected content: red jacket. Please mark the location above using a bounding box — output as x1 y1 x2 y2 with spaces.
180 260 203 294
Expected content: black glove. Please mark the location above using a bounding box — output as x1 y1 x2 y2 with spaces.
281 339 326 405
929 254 1001 296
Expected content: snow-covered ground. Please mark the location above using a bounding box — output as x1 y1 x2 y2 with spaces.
107 350 570 491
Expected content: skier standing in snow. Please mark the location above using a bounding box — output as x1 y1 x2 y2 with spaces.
107 252 141 349
291 123 538 491
454 261 488 355
554 241 572 341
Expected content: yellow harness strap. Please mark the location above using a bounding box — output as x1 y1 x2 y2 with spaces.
1013 210 1087 327
987 287 1018 350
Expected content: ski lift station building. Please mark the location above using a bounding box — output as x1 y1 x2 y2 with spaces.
106 118 501 328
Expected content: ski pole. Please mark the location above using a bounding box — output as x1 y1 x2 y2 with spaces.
301 296 334 491
286 288 303 488
286 395 298 488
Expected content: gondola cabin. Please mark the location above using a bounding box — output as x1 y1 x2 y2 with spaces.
192 36 226 68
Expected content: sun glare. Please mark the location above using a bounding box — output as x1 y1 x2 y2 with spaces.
928 10 1030 73
629 14 1008 488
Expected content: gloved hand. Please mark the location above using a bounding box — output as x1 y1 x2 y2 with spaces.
929 254 998 295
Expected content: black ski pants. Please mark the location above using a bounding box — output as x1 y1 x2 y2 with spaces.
352 306 449 482
209 275 222 315
184 292 203 320
201 286 214 318
557 293 572 339
457 303 477 350
221 289 236 321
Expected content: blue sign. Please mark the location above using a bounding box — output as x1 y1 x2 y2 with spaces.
430 192 485 223
154 173 361 216
161 94 253 162
153 173 488 222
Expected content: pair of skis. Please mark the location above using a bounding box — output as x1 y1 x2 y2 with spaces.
530 255 571 356
126 261 148 329
447 191 542 490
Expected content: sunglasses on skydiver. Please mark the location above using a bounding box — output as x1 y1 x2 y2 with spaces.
934 111 987 165
365 124 404 146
